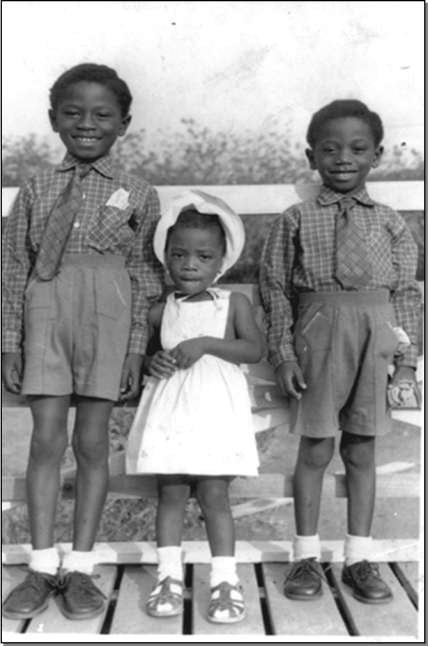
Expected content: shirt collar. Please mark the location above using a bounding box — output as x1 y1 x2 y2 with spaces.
317 185 375 207
56 152 115 179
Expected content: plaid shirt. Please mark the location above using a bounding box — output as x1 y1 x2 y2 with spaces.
2 152 164 355
259 185 421 369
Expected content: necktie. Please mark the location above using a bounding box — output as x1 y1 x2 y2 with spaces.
334 196 371 288
35 164 90 280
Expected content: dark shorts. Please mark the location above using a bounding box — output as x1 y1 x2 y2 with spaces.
22 254 131 400
289 290 399 438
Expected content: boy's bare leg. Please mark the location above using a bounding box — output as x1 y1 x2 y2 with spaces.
293 436 335 534
71 397 114 550
27 395 71 548
339 432 375 536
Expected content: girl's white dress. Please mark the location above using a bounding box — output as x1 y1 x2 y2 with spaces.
126 288 259 476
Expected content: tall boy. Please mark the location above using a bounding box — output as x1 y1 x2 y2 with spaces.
2 63 164 620
260 100 421 603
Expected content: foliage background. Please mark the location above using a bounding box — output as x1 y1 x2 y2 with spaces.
2 121 424 281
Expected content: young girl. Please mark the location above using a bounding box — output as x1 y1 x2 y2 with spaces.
126 190 263 623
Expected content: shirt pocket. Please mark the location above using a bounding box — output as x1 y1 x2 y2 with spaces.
86 204 136 252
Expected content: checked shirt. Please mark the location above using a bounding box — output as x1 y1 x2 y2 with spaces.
259 185 421 369
2 152 164 355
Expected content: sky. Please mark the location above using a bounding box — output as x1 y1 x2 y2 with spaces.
2 1 425 154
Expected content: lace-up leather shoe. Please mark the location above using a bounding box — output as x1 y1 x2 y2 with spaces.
2 570 58 619
342 560 393 604
58 571 106 620
283 558 323 600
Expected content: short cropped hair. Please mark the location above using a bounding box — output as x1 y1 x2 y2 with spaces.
306 100 384 147
50 63 132 117
165 208 226 254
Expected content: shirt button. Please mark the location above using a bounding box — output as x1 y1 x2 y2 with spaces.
73 222 80 228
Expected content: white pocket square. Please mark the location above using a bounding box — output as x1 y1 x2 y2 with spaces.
106 188 130 209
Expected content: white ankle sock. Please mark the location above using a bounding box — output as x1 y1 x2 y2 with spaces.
29 547 60 576
157 546 183 582
293 534 321 561
210 556 239 587
344 534 373 566
62 550 96 575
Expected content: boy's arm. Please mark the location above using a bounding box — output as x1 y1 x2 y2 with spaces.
125 186 165 357
2 181 34 354
389 212 422 370
259 209 298 369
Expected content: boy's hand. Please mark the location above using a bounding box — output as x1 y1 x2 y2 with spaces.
390 365 416 387
275 361 307 400
171 338 206 369
149 350 178 379
387 365 420 409
119 353 144 401
2 352 23 394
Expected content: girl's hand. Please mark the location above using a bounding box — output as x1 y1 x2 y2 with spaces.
149 350 178 379
1 352 23 394
170 338 206 369
275 361 307 400
120 353 144 401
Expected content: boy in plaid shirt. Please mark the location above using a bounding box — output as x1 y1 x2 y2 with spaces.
260 99 420 604
2 63 164 620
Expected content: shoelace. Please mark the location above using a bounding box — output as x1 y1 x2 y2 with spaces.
351 560 380 581
58 572 106 599
285 558 328 582
22 571 57 591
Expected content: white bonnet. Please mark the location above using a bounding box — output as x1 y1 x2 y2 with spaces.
153 189 245 277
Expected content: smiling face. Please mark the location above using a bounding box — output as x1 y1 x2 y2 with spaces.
306 117 383 194
165 225 225 299
49 81 131 162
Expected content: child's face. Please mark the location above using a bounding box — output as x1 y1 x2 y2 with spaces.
166 226 224 297
49 81 131 162
306 117 383 193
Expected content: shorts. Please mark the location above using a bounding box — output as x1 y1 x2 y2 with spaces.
21 253 131 400
289 290 399 438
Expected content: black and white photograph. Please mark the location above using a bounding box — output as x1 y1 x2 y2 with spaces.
1 1 424 642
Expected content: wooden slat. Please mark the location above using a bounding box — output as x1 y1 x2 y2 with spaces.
2 181 424 217
391 561 420 607
192 563 265 635
330 563 418 637
262 562 348 636
110 564 182 634
2 539 420 566
1 566 27 634
24 565 116 635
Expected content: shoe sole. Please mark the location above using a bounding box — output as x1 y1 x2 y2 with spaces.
56 600 105 621
342 579 393 604
146 607 183 618
207 611 246 624
2 600 49 620
284 588 323 601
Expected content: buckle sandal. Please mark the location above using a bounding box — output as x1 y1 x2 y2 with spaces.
2 570 58 620
207 581 245 624
146 576 184 617
342 560 393 604
58 571 106 620
283 558 324 600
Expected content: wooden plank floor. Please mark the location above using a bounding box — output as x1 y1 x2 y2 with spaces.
1 561 420 639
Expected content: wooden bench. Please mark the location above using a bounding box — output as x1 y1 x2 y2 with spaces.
2 182 423 639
